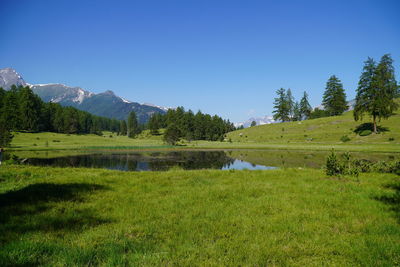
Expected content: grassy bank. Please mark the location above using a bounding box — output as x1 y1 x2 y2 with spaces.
9 131 400 154
1 165 399 266
226 110 400 148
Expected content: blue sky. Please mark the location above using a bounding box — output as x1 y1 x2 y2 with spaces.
1 0 399 122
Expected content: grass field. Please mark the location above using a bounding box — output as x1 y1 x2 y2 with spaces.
1 165 400 266
8 109 400 153
10 131 166 151
226 110 400 147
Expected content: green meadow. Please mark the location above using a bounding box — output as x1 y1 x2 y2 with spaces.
2 107 400 266
226 110 400 151
8 109 400 153
1 165 400 266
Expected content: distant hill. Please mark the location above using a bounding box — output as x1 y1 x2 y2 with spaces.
0 68 167 123
227 108 400 145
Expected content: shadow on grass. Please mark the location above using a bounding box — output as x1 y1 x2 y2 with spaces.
0 183 111 243
375 182 400 223
354 123 389 134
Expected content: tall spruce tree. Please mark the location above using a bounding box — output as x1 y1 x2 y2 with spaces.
0 116 13 147
19 86 42 132
1 85 21 130
273 88 290 122
322 75 348 116
354 54 399 133
148 113 160 135
299 91 312 120
292 101 302 121
127 111 139 138
286 89 295 120
120 120 127 136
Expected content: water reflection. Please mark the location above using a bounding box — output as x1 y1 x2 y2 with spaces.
23 149 397 172
27 151 257 171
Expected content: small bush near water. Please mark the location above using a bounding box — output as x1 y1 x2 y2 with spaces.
326 150 400 176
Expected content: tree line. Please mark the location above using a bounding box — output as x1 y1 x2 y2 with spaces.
0 85 121 146
0 85 236 147
272 54 399 131
146 107 236 144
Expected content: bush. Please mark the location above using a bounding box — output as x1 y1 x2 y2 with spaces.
388 137 395 141
340 135 351 142
326 150 343 176
352 159 372 173
359 130 372 136
326 151 400 177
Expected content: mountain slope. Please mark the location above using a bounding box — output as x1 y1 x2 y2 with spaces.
0 68 27 89
227 108 400 146
0 68 166 123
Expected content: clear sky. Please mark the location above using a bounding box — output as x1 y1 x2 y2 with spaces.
1 0 399 123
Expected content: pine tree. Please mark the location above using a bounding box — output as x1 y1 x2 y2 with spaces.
322 75 348 116
0 116 13 147
299 91 312 120
273 88 290 122
127 111 139 138
148 113 160 135
163 123 181 145
250 121 257 127
19 86 42 132
0 87 6 110
355 54 399 133
120 120 127 136
286 88 295 120
1 85 21 130
292 101 302 121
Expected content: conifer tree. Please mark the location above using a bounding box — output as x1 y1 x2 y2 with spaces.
286 88 295 120
273 88 290 122
19 86 42 132
322 75 348 116
292 101 302 121
148 113 160 135
120 120 127 136
163 123 181 145
127 111 139 138
0 116 13 147
299 91 312 120
1 85 21 130
354 54 399 133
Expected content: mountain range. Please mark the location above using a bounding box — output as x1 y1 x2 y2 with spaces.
0 68 168 123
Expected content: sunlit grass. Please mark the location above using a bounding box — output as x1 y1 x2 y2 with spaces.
1 165 399 265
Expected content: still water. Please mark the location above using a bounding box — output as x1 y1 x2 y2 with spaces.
22 150 397 172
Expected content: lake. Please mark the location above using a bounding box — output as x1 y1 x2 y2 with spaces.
16 149 398 171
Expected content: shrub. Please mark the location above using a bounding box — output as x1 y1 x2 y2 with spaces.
326 150 343 176
359 130 372 136
340 135 351 142
388 137 395 141
352 159 372 173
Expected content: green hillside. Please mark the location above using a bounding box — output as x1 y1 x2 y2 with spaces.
227 110 400 146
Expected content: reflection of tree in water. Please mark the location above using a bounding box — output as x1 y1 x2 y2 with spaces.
27 151 235 171
148 151 235 170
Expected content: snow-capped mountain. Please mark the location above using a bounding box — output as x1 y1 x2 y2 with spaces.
0 68 27 89
235 116 276 128
0 68 168 123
